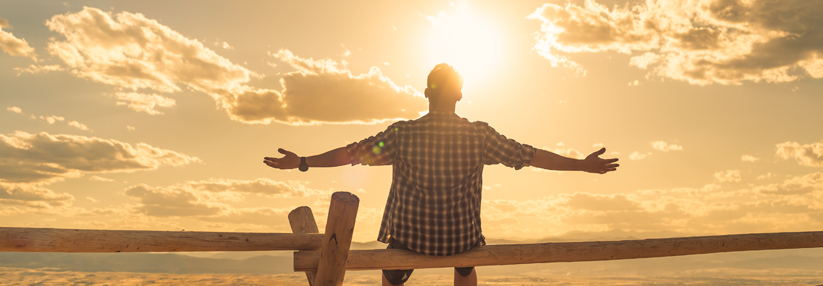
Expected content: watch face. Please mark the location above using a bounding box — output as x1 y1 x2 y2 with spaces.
299 157 308 172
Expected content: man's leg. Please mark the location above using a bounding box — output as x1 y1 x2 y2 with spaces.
454 268 477 286
383 272 402 286
383 269 413 286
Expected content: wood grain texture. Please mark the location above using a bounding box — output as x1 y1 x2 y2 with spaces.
289 206 321 286
295 231 823 271
0 227 323 253
314 192 359 286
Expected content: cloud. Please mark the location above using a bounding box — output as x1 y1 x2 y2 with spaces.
755 172 822 195
39 115 64 124
220 41 233 50
651 141 683 152
0 17 37 61
715 170 742 183
543 144 585 159
111 178 389 238
68 120 92 131
741 155 761 162
268 49 426 124
123 178 315 218
481 172 823 239
0 182 73 208
528 0 823 85
10 108 92 131
113 92 176 115
124 184 225 217
757 172 776 180
564 193 640 211
777 141 823 168
44 7 424 125
88 176 114 182
629 151 650 160
14 64 63 76
0 131 200 183
186 178 319 198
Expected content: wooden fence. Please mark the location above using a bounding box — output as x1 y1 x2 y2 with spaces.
3 191 823 286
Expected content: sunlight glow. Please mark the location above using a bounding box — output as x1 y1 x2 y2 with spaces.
425 2 502 91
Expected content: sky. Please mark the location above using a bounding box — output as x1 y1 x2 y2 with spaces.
1 0 822 244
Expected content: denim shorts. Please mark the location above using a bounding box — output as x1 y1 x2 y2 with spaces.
382 238 483 285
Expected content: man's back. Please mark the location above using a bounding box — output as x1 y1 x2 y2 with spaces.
346 111 536 256
263 63 618 286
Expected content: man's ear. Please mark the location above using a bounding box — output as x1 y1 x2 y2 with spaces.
424 88 430 99
456 91 463 102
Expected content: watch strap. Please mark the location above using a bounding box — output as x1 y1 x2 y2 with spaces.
299 157 308 172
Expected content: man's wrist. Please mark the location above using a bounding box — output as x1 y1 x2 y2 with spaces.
299 156 309 172
573 159 585 171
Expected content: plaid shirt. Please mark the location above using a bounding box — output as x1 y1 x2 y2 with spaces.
346 111 536 256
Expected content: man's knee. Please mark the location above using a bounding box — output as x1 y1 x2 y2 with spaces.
455 267 474 277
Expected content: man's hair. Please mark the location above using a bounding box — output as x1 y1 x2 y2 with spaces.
427 63 463 94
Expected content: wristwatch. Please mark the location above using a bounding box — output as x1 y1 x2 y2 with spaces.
299 157 309 172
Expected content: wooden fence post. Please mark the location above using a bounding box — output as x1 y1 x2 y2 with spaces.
289 206 321 286
314 192 359 286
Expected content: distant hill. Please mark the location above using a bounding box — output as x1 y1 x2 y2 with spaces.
3 251 823 276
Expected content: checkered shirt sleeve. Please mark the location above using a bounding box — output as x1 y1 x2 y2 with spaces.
481 123 536 170
345 124 398 166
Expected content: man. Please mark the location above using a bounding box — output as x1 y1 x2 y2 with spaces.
264 63 619 286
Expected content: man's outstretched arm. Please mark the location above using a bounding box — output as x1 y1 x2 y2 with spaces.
529 147 619 174
263 147 351 170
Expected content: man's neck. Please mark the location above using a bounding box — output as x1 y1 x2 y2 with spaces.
428 102 456 114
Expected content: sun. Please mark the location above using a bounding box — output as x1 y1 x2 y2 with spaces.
424 3 503 91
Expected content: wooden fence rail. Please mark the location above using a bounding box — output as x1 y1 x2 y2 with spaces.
0 228 323 253
294 230 823 271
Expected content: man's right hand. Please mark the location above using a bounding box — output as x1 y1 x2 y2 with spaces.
579 148 619 174
264 148 300 170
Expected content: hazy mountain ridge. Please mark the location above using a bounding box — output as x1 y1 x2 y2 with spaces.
3 252 823 276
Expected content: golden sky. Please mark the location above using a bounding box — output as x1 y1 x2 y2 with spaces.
1 0 822 243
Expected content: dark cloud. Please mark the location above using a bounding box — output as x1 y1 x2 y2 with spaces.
0 183 73 208
0 16 36 60
0 131 200 183
777 141 823 168
270 50 426 124
529 0 823 85
123 178 316 218
187 178 317 198
124 184 224 217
